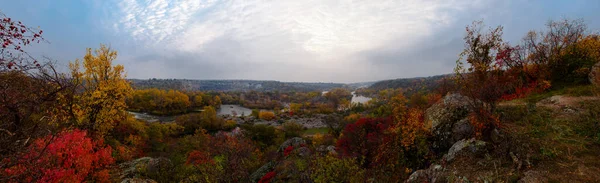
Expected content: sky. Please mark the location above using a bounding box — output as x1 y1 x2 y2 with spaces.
2 0 599 83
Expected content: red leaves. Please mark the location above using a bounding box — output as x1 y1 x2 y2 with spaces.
2 129 114 183
1 13 45 71
284 145 294 156
258 171 276 183
187 150 214 165
336 117 392 168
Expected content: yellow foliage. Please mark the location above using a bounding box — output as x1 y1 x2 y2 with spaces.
69 44 132 136
258 111 275 120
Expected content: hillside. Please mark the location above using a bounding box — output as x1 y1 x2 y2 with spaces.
129 79 348 92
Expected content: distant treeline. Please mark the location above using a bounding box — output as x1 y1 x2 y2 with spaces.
129 79 348 92
357 74 454 97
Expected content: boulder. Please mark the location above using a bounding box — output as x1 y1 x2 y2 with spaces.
118 157 172 180
293 146 312 157
425 93 475 150
405 164 447 183
119 157 153 179
589 61 600 86
278 137 307 152
250 161 276 183
444 138 487 163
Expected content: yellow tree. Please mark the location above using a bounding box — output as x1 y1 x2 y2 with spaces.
70 44 132 136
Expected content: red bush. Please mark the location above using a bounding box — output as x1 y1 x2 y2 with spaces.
336 117 392 168
258 171 276 183
3 129 114 183
284 145 294 156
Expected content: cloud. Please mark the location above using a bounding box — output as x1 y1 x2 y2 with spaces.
109 0 490 82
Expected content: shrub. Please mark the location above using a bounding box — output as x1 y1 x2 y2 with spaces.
336 117 392 168
259 111 276 121
2 129 114 182
283 121 304 138
310 155 366 182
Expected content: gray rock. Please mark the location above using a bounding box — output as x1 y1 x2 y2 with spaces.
278 137 307 152
119 157 153 179
326 145 337 155
118 157 172 180
293 147 312 157
589 61 600 86
425 93 476 150
250 161 276 183
451 118 474 142
405 164 447 183
444 138 487 163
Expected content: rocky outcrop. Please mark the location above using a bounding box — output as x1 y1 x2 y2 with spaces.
119 157 153 179
249 161 276 182
589 61 600 86
278 137 307 152
425 93 475 151
405 164 447 183
316 145 337 155
118 157 172 181
443 138 487 163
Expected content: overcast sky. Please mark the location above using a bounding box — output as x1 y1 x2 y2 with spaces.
2 0 599 83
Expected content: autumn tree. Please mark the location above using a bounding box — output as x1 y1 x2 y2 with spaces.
258 111 275 121
324 88 352 110
336 117 392 168
69 44 132 137
0 12 77 173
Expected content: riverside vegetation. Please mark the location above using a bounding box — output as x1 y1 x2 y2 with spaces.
1 11 600 183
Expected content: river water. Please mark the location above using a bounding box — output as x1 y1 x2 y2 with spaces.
129 92 371 122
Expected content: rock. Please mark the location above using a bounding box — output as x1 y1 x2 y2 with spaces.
444 138 487 163
589 61 600 86
250 161 276 183
119 157 153 179
326 145 337 155
118 157 172 180
293 147 311 157
425 93 476 150
405 164 447 183
278 137 307 152
451 118 474 142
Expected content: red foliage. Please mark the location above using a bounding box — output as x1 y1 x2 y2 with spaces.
1 14 45 70
500 81 551 101
284 145 294 156
187 150 214 165
2 129 114 183
258 171 276 183
336 117 392 168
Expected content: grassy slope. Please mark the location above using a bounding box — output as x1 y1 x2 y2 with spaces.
446 85 600 182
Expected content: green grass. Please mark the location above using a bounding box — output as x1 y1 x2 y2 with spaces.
303 127 329 135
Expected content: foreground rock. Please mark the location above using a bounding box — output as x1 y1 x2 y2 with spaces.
425 93 476 151
405 164 447 183
443 138 487 163
118 157 172 181
251 137 312 182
